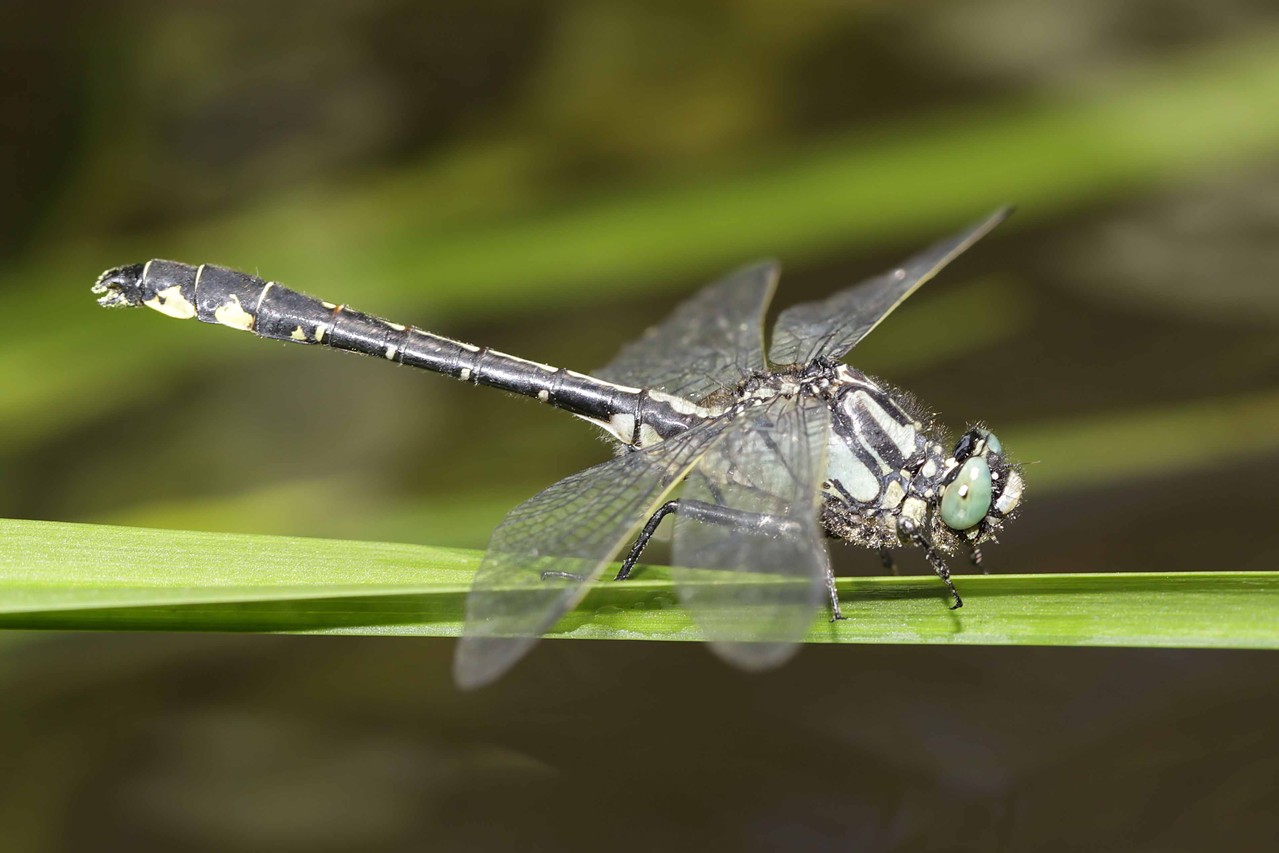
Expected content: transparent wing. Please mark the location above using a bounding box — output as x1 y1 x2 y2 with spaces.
768 208 1011 366
596 261 778 402
453 417 733 689
672 394 831 670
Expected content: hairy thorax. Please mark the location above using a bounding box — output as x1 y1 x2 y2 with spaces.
710 359 1018 555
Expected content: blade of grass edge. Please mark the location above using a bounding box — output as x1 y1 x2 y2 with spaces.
0 518 1276 648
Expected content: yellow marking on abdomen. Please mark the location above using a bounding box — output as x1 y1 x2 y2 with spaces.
143 285 197 320
213 295 255 331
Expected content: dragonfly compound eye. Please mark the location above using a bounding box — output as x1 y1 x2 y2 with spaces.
980 429 1002 455
940 456 993 530
952 431 978 461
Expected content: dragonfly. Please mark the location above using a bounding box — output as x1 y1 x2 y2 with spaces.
93 207 1023 688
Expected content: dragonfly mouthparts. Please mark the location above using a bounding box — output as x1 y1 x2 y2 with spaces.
91 264 148 308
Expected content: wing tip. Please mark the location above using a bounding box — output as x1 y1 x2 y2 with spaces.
985 204 1017 229
453 634 535 691
707 638 804 671
732 257 782 280
952 204 1016 254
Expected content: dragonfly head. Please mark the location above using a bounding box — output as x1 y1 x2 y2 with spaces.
937 427 1023 541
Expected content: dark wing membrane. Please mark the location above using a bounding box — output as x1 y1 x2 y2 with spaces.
672 394 831 669
768 208 1011 367
453 417 733 689
596 261 779 403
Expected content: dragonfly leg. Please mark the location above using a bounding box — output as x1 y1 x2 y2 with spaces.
825 561 845 621
969 544 989 574
545 497 796 584
879 548 899 575
898 518 963 610
614 500 682 580
614 498 801 581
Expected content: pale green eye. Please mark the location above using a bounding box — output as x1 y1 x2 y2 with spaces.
941 457 993 530
983 431 1002 455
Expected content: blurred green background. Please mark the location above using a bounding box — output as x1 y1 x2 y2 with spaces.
3 1 1279 849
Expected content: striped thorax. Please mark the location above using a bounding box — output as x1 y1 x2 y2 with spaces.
704 358 1023 556
815 361 1023 555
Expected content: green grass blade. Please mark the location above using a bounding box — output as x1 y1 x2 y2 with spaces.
1 518 1275 648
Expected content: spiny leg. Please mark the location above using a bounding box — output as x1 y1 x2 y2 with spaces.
825 560 845 621
541 497 801 585
898 518 963 610
879 548 899 576
622 497 843 623
540 501 684 582
614 500 682 581
969 544 989 575
613 498 801 579
675 495 843 627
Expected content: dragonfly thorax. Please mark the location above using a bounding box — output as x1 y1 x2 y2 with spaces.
815 363 1023 555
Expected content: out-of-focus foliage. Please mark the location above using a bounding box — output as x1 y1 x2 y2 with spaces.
2 1 1278 850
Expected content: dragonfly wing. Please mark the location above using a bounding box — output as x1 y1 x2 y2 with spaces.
596 261 778 403
768 208 1011 367
453 417 733 689
672 394 832 670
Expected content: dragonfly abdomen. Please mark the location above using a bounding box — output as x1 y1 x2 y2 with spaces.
92 259 707 445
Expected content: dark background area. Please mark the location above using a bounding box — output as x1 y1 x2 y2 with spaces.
1 1 1277 850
